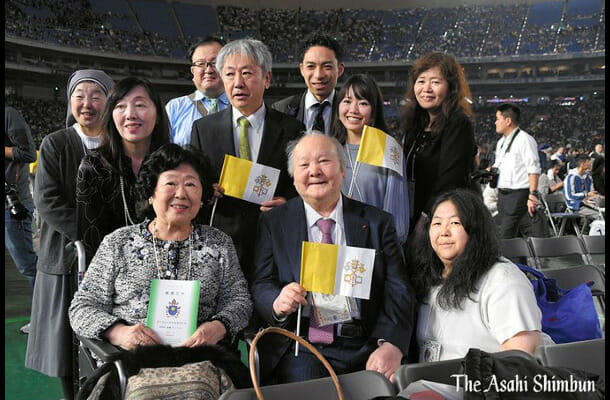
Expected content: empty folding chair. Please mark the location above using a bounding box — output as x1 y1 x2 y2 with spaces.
535 338 605 377
500 237 535 266
580 235 605 269
541 195 583 238
528 236 589 270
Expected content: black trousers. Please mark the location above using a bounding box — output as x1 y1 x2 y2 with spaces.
497 188 548 238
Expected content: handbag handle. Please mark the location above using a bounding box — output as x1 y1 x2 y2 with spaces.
517 263 548 300
248 326 345 400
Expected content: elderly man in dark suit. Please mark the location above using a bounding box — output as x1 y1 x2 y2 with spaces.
271 34 344 134
191 38 303 281
251 132 415 384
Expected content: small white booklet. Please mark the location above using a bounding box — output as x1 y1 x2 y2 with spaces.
146 279 200 346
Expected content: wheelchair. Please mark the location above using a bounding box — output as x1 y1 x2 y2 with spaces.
71 240 129 399
71 240 256 399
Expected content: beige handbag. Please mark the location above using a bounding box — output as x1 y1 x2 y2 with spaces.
124 359 233 400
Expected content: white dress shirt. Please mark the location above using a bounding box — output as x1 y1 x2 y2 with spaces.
231 104 266 162
303 90 335 133
493 127 541 189
303 196 345 245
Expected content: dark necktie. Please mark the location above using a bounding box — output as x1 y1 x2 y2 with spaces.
312 102 329 133
308 218 335 344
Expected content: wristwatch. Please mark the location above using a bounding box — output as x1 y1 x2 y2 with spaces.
529 190 540 197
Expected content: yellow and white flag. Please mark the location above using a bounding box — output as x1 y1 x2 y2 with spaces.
300 242 375 300
218 155 280 205
355 125 403 176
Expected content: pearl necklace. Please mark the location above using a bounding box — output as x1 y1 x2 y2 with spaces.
151 219 193 280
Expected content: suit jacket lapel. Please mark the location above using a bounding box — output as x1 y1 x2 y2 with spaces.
342 195 369 248
257 106 280 164
330 94 339 129
218 107 236 157
282 198 308 281
297 93 306 123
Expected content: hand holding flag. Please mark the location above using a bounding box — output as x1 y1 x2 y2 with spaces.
294 241 375 355
300 241 375 300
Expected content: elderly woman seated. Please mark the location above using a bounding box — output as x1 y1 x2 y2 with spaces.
69 143 252 394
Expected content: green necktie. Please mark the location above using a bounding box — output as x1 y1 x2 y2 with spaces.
238 117 252 161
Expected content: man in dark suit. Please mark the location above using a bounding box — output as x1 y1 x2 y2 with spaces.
271 34 345 134
251 132 415 384
191 39 304 281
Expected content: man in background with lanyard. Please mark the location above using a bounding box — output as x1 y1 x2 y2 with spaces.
492 103 543 239
165 37 229 146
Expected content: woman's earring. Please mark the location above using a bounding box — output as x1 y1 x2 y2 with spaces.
148 197 153 205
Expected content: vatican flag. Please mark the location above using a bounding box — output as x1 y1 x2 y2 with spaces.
218 155 280 205
355 125 404 176
300 242 375 300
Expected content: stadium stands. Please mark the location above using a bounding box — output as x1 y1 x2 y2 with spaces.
4 0 605 60
4 0 606 150
5 93 604 153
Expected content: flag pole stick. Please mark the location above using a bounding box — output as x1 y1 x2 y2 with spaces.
209 197 218 226
294 304 302 357
347 162 360 198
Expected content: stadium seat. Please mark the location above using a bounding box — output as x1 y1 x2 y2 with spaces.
540 265 606 328
535 338 605 377
393 358 463 392
539 194 583 237
394 350 535 392
218 370 396 400
500 237 536 266
580 235 605 269
527 236 590 270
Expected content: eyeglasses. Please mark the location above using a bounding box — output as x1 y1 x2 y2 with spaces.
191 61 216 69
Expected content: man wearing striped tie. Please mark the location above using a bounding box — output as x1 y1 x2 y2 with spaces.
165 37 230 146
251 132 415 385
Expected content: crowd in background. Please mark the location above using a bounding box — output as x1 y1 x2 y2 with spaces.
5 0 605 61
6 94 604 156
4 3 606 392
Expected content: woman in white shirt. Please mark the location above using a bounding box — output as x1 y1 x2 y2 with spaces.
409 188 543 362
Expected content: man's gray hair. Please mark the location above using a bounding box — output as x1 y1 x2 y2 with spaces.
286 131 348 177
216 38 272 76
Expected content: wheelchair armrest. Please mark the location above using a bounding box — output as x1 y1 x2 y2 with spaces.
76 334 124 363
237 327 260 383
